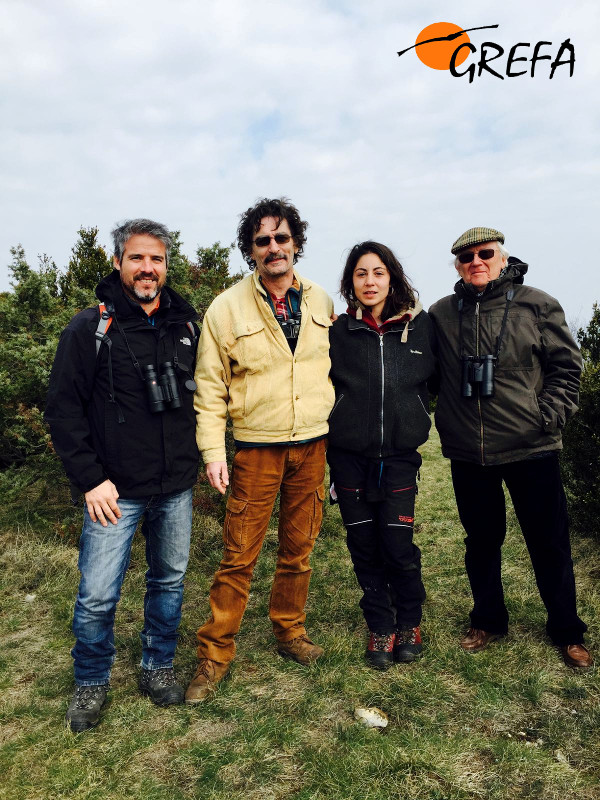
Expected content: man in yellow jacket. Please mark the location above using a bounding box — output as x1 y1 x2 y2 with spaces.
186 198 335 702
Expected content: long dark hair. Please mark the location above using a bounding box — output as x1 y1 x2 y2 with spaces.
340 241 416 321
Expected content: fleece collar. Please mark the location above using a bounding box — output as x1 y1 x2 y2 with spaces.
347 299 423 342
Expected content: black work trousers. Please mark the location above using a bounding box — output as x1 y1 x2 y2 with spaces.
451 454 587 645
328 447 425 634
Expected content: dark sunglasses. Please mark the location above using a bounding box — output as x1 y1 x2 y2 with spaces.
253 233 292 248
457 248 496 264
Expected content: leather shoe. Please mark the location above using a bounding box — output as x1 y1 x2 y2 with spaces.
560 644 593 669
460 627 502 652
185 659 230 704
277 634 324 665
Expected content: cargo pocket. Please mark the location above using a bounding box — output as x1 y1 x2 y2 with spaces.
309 485 325 539
224 495 248 552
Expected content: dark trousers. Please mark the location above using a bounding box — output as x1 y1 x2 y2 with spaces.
328 447 425 634
451 454 587 645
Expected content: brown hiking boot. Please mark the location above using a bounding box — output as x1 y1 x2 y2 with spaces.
184 659 230 704
277 634 324 666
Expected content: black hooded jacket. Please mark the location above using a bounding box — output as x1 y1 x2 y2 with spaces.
429 257 582 465
45 270 200 497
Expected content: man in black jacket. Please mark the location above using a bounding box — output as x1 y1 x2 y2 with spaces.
429 226 592 669
46 219 200 731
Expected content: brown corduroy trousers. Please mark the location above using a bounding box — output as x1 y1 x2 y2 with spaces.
195 439 326 664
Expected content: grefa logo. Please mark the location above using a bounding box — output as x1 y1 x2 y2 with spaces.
397 23 575 82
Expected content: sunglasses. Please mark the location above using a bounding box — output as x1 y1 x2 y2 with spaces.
457 248 496 264
253 233 293 248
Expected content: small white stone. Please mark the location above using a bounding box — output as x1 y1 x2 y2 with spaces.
354 707 389 728
24 594 37 602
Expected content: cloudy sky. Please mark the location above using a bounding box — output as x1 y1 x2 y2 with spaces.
1 0 598 324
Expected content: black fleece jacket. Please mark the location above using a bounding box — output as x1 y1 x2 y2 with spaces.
328 308 436 457
45 270 200 497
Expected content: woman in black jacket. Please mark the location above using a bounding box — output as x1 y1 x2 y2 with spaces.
328 242 436 669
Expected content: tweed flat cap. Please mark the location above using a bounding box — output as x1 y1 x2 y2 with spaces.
451 227 505 255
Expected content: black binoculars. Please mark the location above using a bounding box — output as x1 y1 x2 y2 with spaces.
142 362 182 413
277 313 302 344
461 354 496 398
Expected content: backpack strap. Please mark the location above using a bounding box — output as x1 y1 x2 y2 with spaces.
95 302 115 356
185 320 197 342
94 301 124 423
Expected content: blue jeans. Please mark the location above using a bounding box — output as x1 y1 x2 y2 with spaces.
72 488 193 686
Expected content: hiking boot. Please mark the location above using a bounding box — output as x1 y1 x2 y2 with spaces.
394 627 423 663
185 659 230 704
365 631 395 670
139 667 185 706
277 634 324 666
65 684 109 732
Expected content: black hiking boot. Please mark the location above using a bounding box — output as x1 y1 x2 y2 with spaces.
365 632 395 671
139 667 185 706
65 684 109 732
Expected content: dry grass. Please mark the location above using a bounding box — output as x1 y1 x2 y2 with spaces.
1 429 599 800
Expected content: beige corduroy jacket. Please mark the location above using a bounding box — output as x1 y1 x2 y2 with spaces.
194 270 335 464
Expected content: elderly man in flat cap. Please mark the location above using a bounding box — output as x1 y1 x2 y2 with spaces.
429 227 592 668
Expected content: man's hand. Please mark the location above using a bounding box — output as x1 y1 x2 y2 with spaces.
330 311 338 322
84 479 122 527
206 461 229 495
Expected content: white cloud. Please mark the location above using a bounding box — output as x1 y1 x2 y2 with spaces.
0 0 598 324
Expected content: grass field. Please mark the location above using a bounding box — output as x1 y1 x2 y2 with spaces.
1 429 599 800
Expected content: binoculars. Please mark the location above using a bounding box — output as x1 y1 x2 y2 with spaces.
461 354 496 398
277 313 302 345
142 362 182 413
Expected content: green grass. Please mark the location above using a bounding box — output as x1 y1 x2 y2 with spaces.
1 429 599 800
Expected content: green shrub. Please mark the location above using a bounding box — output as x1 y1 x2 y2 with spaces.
0 228 242 530
562 303 600 537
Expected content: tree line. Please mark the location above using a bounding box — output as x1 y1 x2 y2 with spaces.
0 227 242 513
0 227 598 537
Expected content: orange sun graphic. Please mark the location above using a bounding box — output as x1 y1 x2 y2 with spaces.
415 22 471 70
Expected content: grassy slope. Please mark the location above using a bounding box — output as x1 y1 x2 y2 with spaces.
1 429 599 800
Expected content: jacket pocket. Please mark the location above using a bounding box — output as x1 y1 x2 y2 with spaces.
417 393 431 421
224 495 248 552
328 393 344 421
230 319 269 372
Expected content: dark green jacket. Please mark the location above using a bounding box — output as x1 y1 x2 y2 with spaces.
428 258 582 465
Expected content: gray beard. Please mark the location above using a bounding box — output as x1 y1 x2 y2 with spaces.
133 283 159 303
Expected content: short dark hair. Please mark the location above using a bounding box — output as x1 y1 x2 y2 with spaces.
111 218 172 267
340 241 416 321
237 197 308 269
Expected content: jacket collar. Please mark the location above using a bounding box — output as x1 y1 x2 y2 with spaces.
252 268 311 299
347 299 423 342
95 269 198 322
454 256 528 302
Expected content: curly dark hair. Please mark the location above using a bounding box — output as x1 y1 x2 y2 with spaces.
340 241 416 321
237 197 308 269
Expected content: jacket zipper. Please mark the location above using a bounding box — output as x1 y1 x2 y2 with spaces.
354 325 404 457
379 334 384 456
475 302 485 465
